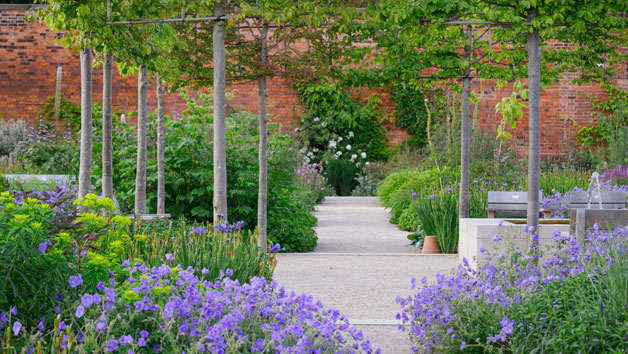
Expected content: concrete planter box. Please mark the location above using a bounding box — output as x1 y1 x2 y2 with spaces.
2 174 71 185
459 218 570 269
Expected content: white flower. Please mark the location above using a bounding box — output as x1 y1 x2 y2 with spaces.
307 151 313 157
365 162 370 166
335 151 343 156
361 152 367 159
312 147 319 152
349 131 354 138
346 145 352 151
338 137 343 142
313 117 320 122
321 122 327 128
356 162 361 167
329 141 337 149
351 154 357 161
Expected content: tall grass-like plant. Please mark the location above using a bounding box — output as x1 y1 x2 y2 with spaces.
126 221 276 284
325 158 359 196
410 189 459 253
539 167 591 194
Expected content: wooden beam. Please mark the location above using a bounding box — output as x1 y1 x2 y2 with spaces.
107 15 232 25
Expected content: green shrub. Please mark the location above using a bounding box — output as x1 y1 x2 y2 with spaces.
35 95 82 130
397 205 421 232
377 169 419 207
11 124 78 175
267 188 317 252
0 193 70 323
0 192 277 326
387 167 456 223
0 119 27 157
351 173 379 196
88 93 316 251
297 83 391 163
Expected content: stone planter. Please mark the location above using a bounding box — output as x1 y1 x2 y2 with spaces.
459 218 570 269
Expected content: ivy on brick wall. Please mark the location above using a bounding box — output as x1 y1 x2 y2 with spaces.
297 82 391 162
390 84 428 148
36 95 81 130
575 80 628 167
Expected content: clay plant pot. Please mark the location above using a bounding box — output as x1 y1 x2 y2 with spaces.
422 236 442 254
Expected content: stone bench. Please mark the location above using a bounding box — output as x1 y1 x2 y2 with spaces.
569 191 626 209
487 191 549 219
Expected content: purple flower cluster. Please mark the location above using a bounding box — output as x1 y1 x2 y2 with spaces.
397 226 628 352
214 220 246 233
541 181 628 218
69 263 379 353
12 179 77 218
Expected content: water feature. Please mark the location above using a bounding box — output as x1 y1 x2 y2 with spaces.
587 171 603 209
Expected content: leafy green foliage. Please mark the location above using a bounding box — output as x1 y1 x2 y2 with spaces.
267 189 317 253
89 92 316 251
0 194 70 324
378 167 457 224
575 81 628 168
0 192 276 327
11 124 79 175
351 174 379 197
35 95 81 131
298 83 391 163
391 84 428 147
495 81 528 142
324 158 359 196
126 221 276 285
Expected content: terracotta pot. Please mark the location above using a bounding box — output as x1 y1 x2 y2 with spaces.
422 236 442 254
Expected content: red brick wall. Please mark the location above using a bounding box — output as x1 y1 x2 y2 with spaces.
1 7 627 156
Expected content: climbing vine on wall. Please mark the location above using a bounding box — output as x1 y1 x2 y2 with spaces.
574 80 628 167
390 84 428 147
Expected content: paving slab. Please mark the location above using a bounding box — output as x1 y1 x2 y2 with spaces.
274 197 459 353
313 197 418 254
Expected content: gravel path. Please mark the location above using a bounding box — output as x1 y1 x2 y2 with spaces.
274 197 458 353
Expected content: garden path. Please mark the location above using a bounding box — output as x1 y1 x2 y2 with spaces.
274 197 458 353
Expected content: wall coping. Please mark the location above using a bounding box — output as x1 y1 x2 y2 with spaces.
0 4 47 11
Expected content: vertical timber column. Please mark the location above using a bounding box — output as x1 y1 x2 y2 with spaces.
156 75 166 215
102 51 114 200
257 21 269 252
526 8 541 235
135 65 148 215
213 1 228 224
78 48 93 199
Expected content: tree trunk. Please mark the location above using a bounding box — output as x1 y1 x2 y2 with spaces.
134 65 148 215
257 21 269 253
54 66 62 120
102 51 114 201
460 77 471 218
459 25 472 219
78 48 93 199
156 74 166 215
526 8 541 236
212 1 228 224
